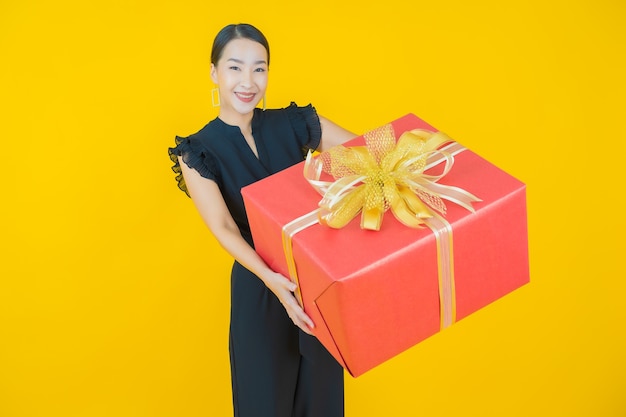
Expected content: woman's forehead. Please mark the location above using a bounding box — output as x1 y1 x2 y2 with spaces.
221 38 268 63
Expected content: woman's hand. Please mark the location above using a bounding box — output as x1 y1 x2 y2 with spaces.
264 271 315 335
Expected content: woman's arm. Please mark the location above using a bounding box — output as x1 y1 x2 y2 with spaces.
179 160 315 335
318 115 357 151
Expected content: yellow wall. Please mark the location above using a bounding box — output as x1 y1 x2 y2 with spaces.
1 0 624 416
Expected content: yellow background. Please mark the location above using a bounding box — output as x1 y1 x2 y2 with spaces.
1 0 624 416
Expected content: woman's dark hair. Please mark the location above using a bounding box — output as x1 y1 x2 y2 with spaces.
211 23 270 66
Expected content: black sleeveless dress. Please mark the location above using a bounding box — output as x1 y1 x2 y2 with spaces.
168 103 344 417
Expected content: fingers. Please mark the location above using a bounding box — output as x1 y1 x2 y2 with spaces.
266 272 316 335
292 305 315 334
284 293 315 335
280 284 315 335
291 315 314 335
286 280 297 293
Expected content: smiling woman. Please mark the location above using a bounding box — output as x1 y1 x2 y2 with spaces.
210 38 269 157
210 30 269 125
168 23 356 417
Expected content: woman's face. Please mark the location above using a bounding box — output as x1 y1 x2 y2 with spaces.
211 38 268 122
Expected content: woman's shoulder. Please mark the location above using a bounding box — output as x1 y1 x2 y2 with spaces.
258 103 321 151
261 102 316 117
169 118 226 165
182 117 224 142
176 117 242 155
258 102 319 129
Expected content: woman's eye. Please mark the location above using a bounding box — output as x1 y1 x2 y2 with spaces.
254 67 266 73
229 66 240 71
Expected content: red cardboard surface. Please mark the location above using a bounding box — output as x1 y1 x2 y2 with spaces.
241 114 529 377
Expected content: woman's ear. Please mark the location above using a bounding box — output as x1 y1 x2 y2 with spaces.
210 63 218 84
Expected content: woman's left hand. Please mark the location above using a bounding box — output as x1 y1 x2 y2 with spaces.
264 270 315 335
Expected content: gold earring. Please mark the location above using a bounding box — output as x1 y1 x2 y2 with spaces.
211 88 220 107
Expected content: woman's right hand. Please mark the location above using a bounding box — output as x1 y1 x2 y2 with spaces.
264 271 315 335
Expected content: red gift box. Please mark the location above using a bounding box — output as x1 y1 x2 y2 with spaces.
241 114 529 377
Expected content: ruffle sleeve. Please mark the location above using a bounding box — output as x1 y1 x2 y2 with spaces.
168 135 218 197
285 102 322 157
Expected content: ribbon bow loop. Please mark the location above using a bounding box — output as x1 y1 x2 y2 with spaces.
304 124 480 231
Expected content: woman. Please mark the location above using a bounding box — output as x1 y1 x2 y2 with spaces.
168 23 355 417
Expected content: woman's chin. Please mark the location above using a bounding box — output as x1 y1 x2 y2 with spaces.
233 101 261 114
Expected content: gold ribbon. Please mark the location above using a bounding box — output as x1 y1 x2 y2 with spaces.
282 125 479 329
304 124 480 231
424 212 457 328
281 208 320 307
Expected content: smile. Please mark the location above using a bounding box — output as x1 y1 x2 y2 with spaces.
235 92 256 103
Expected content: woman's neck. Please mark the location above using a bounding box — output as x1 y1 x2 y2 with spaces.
218 108 254 132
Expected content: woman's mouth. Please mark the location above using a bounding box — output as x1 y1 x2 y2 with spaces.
235 92 256 103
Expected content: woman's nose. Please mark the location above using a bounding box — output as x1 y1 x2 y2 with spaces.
240 69 252 87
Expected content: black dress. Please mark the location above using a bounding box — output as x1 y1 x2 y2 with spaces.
168 103 344 417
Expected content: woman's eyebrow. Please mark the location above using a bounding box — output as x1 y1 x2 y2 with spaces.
226 57 267 65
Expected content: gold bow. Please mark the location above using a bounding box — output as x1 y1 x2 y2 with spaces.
304 124 480 230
